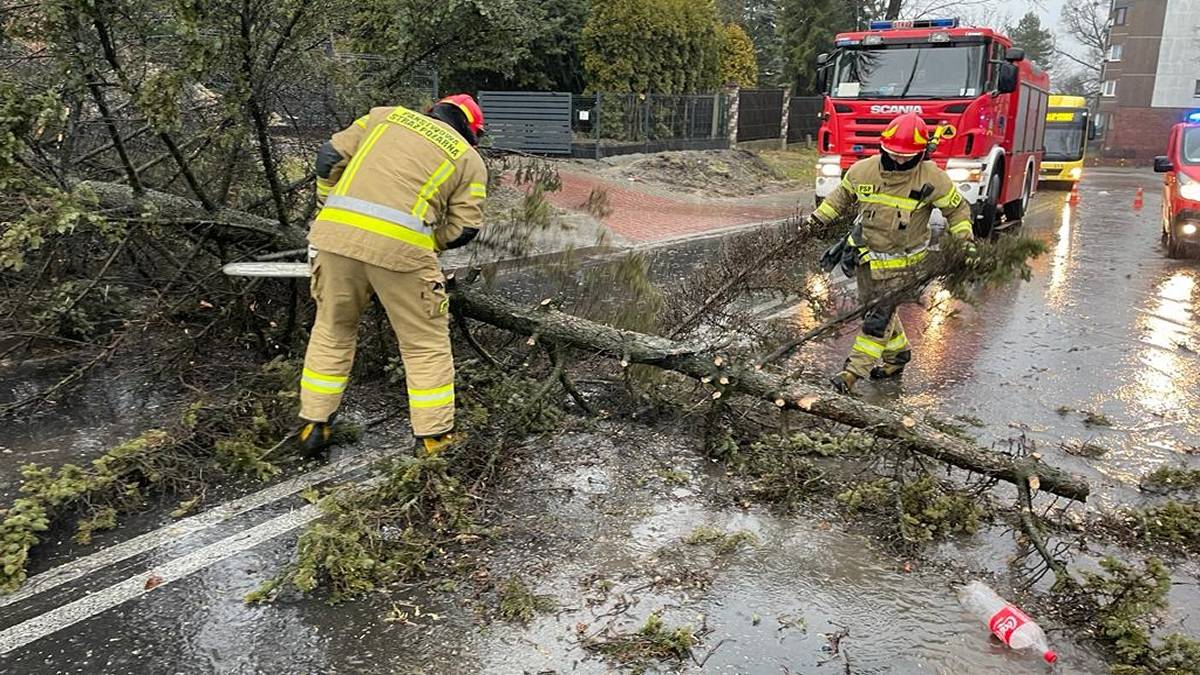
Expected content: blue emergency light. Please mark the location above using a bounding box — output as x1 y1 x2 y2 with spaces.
1187 111 1200 123
869 18 959 30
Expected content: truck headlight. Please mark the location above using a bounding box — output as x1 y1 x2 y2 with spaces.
1182 223 1199 236
817 155 842 177
1180 174 1200 201
1069 167 1082 179
945 159 983 183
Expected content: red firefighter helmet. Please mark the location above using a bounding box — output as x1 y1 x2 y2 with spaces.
879 112 929 157
437 94 485 136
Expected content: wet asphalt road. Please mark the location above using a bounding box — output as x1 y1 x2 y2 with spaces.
1 167 1196 674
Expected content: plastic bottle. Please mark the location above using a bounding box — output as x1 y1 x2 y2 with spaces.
958 580 1058 664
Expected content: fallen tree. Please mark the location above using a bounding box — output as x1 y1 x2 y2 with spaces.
51 179 1091 502
453 284 1090 502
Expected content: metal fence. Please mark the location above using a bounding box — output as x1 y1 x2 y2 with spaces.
479 91 573 154
737 89 785 142
787 96 824 145
571 93 731 158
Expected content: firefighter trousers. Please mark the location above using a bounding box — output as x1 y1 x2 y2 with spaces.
843 267 913 379
299 251 455 437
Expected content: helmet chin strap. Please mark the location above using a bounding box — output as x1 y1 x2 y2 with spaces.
880 151 922 172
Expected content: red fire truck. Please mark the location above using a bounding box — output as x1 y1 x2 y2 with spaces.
813 18 1051 237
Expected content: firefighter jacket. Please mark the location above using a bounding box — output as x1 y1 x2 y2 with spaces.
310 106 489 273
813 155 973 278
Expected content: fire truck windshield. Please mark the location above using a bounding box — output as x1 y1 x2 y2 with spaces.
829 44 986 99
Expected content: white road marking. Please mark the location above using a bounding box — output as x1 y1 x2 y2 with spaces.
1 447 401 609
0 502 323 655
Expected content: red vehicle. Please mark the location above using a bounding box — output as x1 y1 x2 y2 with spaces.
813 18 1051 237
1154 115 1200 258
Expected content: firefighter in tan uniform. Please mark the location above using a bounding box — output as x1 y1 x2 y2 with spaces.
297 94 489 458
812 113 974 394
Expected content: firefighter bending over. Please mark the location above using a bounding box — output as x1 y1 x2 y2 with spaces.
297 94 489 458
812 112 974 394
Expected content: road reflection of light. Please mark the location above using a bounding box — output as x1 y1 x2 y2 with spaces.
807 273 830 302
915 283 956 371
1127 270 1197 416
1047 202 1073 305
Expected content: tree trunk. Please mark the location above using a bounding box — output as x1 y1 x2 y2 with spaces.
884 0 903 20
453 286 1091 502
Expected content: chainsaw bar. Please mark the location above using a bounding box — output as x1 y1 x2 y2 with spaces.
222 262 312 278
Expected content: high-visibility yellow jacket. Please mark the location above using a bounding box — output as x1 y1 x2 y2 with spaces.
309 105 488 273
813 155 973 277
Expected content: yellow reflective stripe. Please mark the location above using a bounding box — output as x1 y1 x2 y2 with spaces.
816 201 839 221
854 336 885 358
840 177 853 191
885 332 909 351
869 250 928 270
333 124 389 196
949 221 973 236
933 189 962 209
384 107 469 160
859 193 921 211
411 160 457 219
315 178 333 197
408 383 455 408
301 368 348 395
318 207 436 250
354 115 368 129
469 182 487 198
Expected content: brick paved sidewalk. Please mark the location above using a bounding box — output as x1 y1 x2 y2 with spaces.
544 170 804 243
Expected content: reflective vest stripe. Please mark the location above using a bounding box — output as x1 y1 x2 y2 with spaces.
469 182 487 198
301 368 348 395
353 115 368 129
854 336 885 358
816 201 839 221
316 207 436 251
858 193 922 210
949 220 973 236
315 179 333 198
934 189 963 209
867 248 928 270
333 123 389 196
408 383 455 408
412 159 457 220
324 195 433 236
885 332 909 351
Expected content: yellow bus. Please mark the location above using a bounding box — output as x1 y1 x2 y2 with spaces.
1041 95 1093 184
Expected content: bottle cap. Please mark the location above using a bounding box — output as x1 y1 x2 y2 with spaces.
1044 650 1058 664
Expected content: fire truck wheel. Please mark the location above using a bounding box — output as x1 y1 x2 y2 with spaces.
1003 172 1033 222
973 173 1002 239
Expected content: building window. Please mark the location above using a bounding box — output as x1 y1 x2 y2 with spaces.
1108 44 1123 61
1093 112 1108 137
1112 6 1128 25
1195 79 1200 97
1102 80 1117 97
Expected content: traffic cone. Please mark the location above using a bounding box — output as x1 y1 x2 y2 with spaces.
1068 183 1080 205
1133 187 1144 209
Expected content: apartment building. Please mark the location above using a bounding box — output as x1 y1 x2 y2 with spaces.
1096 0 1200 161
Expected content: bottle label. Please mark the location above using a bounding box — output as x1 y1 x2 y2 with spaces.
988 605 1031 645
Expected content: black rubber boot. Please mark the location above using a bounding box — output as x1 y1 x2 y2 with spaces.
871 350 912 380
297 415 336 460
829 371 857 394
870 363 905 380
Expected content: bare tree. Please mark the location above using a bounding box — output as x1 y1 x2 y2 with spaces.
1058 0 1109 95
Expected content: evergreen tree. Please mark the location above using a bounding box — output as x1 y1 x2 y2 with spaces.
581 0 722 93
720 23 759 86
1005 12 1056 72
778 0 852 95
